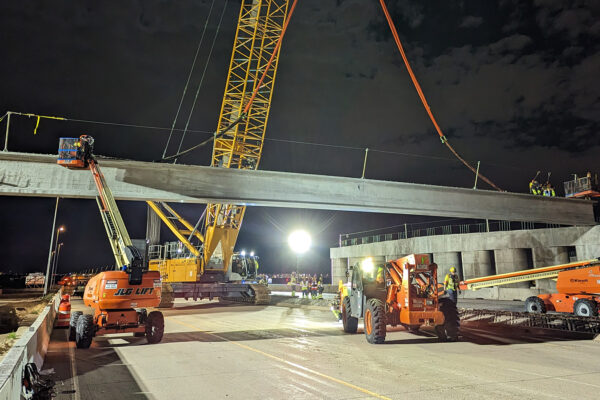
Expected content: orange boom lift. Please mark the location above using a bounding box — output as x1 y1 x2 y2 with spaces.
57 135 164 348
460 258 600 317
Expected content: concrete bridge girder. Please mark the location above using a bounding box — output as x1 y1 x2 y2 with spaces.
0 151 595 226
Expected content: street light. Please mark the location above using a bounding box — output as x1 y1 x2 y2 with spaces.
51 242 64 286
288 230 311 273
43 196 63 295
50 227 65 288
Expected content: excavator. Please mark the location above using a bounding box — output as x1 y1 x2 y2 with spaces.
146 0 290 307
460 258 600 317
340 254 459 344
57 135 164 349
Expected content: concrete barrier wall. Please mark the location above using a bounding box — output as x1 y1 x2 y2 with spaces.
268 284 338 294
0 291 61 400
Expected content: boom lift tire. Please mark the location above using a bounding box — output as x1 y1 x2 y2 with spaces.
342 296 358 333
364 298 387 344
145 311 164 344
68 311 83 342
525 296 546 314
134 309 148 337
435 298 459 342
75 314 94 349
573 299 598 317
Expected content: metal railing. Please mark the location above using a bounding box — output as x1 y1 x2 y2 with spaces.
339 220 564 247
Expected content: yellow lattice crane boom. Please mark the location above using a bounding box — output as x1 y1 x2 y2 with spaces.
147 0 290 306
205 0 289 274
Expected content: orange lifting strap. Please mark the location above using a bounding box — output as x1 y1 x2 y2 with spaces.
378 0 502 192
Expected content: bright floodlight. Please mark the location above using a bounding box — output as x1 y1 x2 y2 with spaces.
361 257 374 274
241 250 246 256
288 230 311 254
250 251 255 257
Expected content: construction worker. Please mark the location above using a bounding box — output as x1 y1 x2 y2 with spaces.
310 280 318 299
529 179 541 195
375 265 385 284
289 272 297 297
317 280 324 299
444 267 460 304
301 280 308 299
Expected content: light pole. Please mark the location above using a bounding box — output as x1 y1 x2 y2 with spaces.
51 242 64 287
288 229 311 274
43 198 61 296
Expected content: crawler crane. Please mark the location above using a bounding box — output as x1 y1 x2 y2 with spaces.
148 0 289 306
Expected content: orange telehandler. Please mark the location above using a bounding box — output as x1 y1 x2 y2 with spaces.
340 254 459 343
58 135 164 348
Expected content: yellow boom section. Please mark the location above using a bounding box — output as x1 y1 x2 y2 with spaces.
460 259 600 291
204 0 289 273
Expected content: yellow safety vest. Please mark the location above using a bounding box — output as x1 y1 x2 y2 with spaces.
444 274 458 290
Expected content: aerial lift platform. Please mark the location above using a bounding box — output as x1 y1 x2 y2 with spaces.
460 258 600 317
58 136 164 348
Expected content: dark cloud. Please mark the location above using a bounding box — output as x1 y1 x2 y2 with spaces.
460 15 484 28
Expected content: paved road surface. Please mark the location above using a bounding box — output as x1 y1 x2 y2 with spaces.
43 299 599 400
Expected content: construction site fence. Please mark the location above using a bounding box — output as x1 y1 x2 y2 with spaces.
339 220 564 247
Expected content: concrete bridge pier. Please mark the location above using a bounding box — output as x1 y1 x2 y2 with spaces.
433 251 461 282
494 249 531 288
532 247 569 291
331 258 348 285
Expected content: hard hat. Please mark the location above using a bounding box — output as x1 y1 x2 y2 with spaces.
449 267 456 273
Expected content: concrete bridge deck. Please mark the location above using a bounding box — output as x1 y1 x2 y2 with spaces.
0 151 595 225
43 299 599 400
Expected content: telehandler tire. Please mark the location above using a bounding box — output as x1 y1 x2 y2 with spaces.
342 296 358 333
75 314 94 349
364 298 386 344
436 298 459 342
69 311 83 342
145 311 164 344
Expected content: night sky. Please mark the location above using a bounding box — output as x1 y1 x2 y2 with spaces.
1 1 598 274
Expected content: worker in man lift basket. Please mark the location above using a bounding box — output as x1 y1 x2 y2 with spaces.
444 267 460 304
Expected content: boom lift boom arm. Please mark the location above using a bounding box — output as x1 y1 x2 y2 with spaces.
58 135 144 284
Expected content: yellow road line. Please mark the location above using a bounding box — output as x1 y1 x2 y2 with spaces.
169 317 392 400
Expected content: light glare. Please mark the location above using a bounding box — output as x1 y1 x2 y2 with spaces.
288 230 311 254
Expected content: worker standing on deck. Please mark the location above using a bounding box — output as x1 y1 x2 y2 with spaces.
302 280 308 298
317 280 324 299
529 179 541 195
444 267 460 304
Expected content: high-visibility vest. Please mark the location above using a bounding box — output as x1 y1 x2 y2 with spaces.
444 273 458 290
550 189 555 196
376 267 384 283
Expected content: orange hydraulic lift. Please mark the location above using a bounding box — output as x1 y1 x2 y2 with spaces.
459 258 600 317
